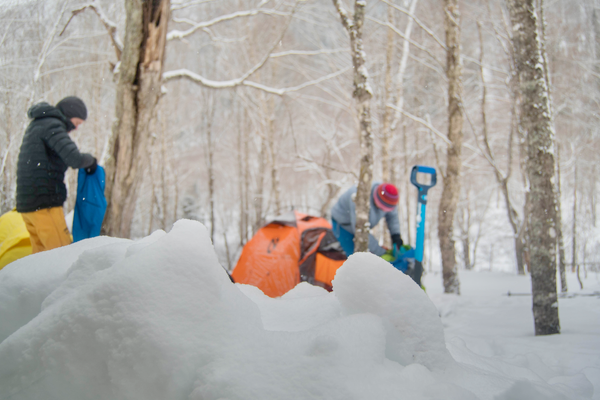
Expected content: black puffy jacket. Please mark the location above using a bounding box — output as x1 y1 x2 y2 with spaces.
16 103 95 213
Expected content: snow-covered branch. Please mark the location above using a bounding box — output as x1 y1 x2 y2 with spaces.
39 60 108 78
462 55 509 76
168 9 291 40
270 48 348 58
386 103 452 146
61 1 123 60
170 0 215 12
164 66 351 96
368 16 443 68
380 0 446 50
332 0 353 33
34 2 68 84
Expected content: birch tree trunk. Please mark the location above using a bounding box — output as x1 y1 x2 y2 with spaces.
556 147 567 292
102 0 170 238
333 0 374 253
438 0 463 294
507 0 560 335
254 134 267 234
238 107 248 247
204 95 216 243
478 22 527 275
381 5 394 183
538 0 566 292
572 163 578 274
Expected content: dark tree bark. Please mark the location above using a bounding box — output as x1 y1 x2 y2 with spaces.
102 0 170 238
438 0 463 294
507 0 560 335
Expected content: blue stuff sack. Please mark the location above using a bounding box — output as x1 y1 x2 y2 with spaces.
72 166 107 242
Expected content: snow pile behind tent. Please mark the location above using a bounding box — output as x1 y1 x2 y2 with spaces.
0 220 590 400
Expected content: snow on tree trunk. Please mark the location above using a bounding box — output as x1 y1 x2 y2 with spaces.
538 0 566 293
508 0 560 335
333 0 374 253
438 0 462 294
555 147 567 292
102 0 170 238
381 5 394 183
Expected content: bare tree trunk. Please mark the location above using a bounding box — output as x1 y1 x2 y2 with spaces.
537 0 566 293
267 100 282 216
381 5 395 182
403 123 412 246
478 22 526 275
203 93 216 243
390 0 419 134
102 0 170 238
457 200 472 270
333 0 374 253
572 163 578 274
508 0 560 335
438 0 463 294
254 134 267 234
555 146 568 292
238 107 247 247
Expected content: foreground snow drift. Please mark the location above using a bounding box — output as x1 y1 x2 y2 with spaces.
0 220 593 400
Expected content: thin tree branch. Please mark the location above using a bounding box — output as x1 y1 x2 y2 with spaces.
164 66 351 95
170 0 215 11
368 16 443 68
270 48 349 58
168 8 291 40
379 0 447 50
332 0 353 33
61 1 122 60
387 103 452 145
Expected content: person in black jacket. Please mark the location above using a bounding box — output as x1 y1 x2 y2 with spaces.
16 96 97 253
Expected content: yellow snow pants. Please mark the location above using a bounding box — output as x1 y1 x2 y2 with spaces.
21 207 72 254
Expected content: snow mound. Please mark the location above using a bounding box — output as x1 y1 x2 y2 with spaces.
0 220 593 400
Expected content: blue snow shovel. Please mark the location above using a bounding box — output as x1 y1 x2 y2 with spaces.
409 165 437 285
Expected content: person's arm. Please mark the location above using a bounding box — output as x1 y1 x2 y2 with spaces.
385 207 401 236
44 122 95 169
385 208 404 249
368 233 387 256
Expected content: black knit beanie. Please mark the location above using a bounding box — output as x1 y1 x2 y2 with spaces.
56 96 87 120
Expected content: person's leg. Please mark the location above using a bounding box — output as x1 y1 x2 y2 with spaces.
20 207 71 253
331 219 355 256
21 212 44 253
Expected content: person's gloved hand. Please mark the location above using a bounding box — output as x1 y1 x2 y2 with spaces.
391 233 403 250
85 157 98 175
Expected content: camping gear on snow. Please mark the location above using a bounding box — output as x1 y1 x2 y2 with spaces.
381 165 436 287
232 211 347 297
382 244 416 273
72 166 107 242
0 210 32 269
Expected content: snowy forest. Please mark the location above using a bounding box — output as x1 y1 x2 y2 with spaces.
1 0 599 293
1 0 600 398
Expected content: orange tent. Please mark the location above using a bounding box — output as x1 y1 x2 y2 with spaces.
232 211 347 297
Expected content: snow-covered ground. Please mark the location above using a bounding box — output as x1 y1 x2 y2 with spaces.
424 270 600 400
0 220 598 399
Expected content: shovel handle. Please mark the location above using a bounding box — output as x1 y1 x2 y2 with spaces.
411 165 436 263
410 165 437 193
